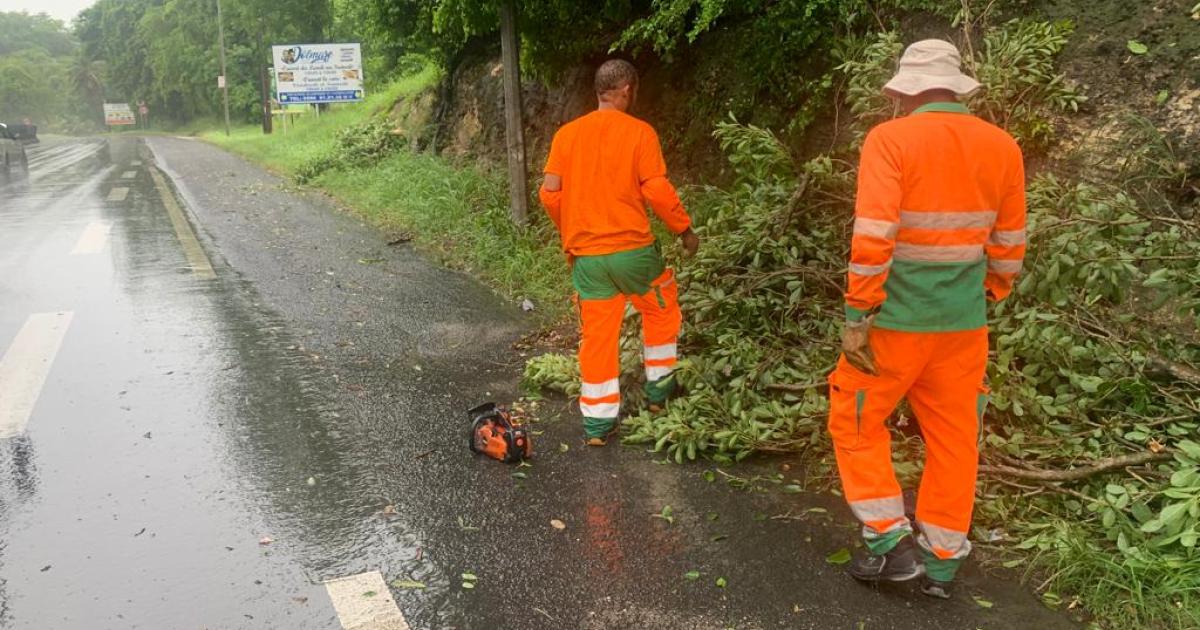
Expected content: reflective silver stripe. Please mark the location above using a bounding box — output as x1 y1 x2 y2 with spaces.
853 217 899 239
580 378 620 399
899 210 997 230
988 229 1026 247
917 521 972 560
894 242 984 262
848 495 906 525
644 343 678 361
848 260 892 276
646 365 674 381
579 401 620 418
988 258 1023 274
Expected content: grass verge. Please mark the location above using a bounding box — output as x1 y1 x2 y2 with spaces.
200 64 571 323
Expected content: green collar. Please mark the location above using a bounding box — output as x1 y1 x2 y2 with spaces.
912 102 971 115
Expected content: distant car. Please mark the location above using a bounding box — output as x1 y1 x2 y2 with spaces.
6 122 39 144
0 123 30 179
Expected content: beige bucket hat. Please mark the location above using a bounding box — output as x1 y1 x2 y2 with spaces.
883 39 981 97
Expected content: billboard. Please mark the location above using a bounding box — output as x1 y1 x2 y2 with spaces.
103 103 136 126
272 43 364 104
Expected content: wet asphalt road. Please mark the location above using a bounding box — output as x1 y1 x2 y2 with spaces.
0 136 1080 629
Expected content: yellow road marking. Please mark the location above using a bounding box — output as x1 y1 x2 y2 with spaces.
148 167 216 279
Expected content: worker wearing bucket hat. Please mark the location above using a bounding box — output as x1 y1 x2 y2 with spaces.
827 39 1026 599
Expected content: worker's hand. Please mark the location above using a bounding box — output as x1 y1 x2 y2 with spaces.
842 315 878 376
680 228 700 257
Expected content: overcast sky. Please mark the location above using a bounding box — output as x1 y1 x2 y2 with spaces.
5 0 96 25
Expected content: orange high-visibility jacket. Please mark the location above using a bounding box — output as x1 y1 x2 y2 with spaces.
540 109 691 257
846 102 1026 332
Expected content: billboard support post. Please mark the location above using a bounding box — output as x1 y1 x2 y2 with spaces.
499 0 528 226
216 0 230 136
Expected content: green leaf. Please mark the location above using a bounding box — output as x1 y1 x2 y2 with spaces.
710 534 728 542
825 548 852 565
685 570 701 580
715 577 727 588
706 511 719 521
1155 89 1171 106
362 590 377 597
703 469 716 483
558 443 569 453
390 580 426 590
461 573 478 581
511 471 527 479
1127 40 1149 55
461 582 475 589
973 596 994 609
782 484 803 494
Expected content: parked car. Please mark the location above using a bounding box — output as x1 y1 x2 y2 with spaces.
0 123 30 179
5 122 38 144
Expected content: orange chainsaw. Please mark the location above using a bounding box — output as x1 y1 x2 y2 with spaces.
468 403 532 463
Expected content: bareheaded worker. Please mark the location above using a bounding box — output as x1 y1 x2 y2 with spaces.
539 59 700 446
827 39 1026 598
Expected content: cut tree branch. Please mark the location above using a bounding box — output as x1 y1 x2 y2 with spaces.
980 450 1175 482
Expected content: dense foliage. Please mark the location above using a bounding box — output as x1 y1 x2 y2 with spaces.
0 12 89 130
523 18 1198 627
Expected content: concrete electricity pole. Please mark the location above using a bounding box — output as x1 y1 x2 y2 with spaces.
216 0 231 136
499 0 528 225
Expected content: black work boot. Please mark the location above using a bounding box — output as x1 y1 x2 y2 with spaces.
921 577 952 599
848 535 925 582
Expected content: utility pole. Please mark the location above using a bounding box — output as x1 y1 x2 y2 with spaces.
499 0 528 225
216 0 231 136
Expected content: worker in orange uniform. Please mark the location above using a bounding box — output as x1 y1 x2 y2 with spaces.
828 39 1026 598
539 59 699 446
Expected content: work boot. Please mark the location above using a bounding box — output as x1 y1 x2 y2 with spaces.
848 536 925 583
921 577 952 599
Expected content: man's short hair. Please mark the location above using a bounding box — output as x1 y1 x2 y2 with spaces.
594 59 638 95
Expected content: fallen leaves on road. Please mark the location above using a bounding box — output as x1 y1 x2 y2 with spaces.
381 504 398 516
973 596 995 609
825 548 852 565
550 519 566 530
390 579 426 590
259 536 274 546
684 570 701 580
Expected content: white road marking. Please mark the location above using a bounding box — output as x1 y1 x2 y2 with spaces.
130 160 142 166
147 166 216 279
71 221 112 255
324 571 410 630
107 186 129 202
0 312 74 439
121 170 137 179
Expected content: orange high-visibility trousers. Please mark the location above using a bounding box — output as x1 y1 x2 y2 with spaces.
578 268 681 438
827 326 988 581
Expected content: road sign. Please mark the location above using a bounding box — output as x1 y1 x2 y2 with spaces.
271 43 364 104
103 103 136 126
217 75 226 89
138 104 149 116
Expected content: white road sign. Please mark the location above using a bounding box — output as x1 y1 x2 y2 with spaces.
103 103 136 126
272 43 364 104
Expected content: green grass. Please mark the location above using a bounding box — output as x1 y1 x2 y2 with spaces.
200 63 571 322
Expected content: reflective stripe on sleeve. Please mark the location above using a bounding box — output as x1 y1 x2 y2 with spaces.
899 210 997 230
988 258 1023 274
643 343 677 361
987 229 1026 247
853 218 899 239
848 260 892 276
894 242 984 262
580 378 620 400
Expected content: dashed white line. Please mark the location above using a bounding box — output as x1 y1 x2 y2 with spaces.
71 221 112 255
107 186 129 202
323 571 410 630
121 170 137 179
0 312 74 439
130 160 142 166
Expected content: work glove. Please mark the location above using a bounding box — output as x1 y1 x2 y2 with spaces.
680 228 700 257
842 314 878 376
